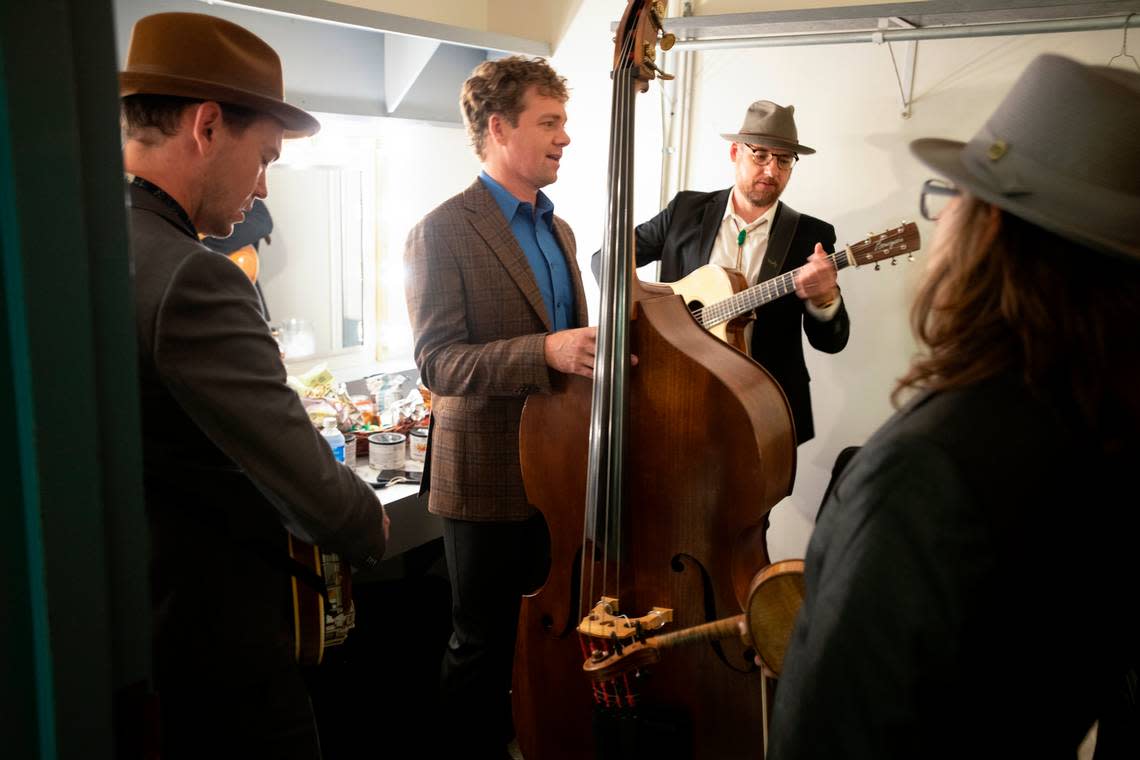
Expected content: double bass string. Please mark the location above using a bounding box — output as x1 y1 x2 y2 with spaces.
584 23 639 626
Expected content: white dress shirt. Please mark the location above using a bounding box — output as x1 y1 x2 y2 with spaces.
707 194 841 331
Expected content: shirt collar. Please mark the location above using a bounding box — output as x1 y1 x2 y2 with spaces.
722 191 777 232
480 170 555 224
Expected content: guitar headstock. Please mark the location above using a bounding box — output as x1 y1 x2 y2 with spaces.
613 0 675 92
848 222 922 268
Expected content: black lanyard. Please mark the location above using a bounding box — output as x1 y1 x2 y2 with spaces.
130 176 197 237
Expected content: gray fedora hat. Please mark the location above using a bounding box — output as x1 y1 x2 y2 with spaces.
911 54 1139 260
721 100 815 155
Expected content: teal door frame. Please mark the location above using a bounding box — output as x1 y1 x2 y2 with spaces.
2 2 149 758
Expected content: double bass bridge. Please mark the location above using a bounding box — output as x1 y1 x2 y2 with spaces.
577 597 673 708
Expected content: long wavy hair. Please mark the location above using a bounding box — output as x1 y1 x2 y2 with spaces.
893 193 1140 450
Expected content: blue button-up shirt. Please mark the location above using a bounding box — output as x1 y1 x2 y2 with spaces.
480 171 575 331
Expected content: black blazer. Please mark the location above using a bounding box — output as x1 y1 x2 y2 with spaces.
130 183 387 684
592 189 849 443
771 375 1140 758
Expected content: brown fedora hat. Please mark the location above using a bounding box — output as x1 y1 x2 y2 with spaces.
911 54 1139 261
120 12 319 138
721 100 815 155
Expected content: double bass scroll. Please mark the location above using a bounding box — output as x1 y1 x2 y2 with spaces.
513 2 798 757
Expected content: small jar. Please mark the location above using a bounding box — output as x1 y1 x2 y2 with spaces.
408 427 429 462
368 432 406 471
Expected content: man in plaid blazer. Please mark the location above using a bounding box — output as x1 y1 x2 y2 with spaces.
404 56 595 757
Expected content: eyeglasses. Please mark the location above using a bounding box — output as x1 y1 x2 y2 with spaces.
743 144 798 171
919 178 961 221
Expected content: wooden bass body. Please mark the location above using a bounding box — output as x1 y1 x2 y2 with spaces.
514 292 796 758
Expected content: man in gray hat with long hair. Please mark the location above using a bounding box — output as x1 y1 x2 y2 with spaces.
769 54 1140 759
121 12 388 757
592 99 849 448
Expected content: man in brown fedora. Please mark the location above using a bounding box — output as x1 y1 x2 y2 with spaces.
121 12 387 757
592 99 848 447
769 54 1140 759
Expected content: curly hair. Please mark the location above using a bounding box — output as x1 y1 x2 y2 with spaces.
460 56 568 160
894 193 1140 448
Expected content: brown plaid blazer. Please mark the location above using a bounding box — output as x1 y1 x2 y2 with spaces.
404 178 589 521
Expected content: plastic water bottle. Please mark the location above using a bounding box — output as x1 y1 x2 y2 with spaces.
320 417 346 463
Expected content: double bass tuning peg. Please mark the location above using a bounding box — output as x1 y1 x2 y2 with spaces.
659 32 676 51
643 56 675 81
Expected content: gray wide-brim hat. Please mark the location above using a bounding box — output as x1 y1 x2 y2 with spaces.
910 53 1139 261
120 12 319 138
721 100 815 155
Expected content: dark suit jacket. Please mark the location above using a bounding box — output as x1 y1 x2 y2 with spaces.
770 374 1139 758
592 189 849 443
130 183 386 685
404 178 588 521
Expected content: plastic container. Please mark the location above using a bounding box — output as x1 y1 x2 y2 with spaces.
321 417 346 463
369 432 406 470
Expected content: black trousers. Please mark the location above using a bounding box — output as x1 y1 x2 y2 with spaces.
439 513 550 755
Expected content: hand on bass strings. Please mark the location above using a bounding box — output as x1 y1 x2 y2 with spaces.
544 326 638 379
794 244 840 308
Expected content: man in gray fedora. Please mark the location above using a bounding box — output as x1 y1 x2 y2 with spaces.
121 12 387 757
769 54 1140 759
592 100 849 448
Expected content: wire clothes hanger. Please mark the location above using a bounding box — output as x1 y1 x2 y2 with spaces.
1109 13 1140 71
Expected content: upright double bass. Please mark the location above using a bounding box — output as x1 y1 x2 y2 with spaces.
513 2 797 757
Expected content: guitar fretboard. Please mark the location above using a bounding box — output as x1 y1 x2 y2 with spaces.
695 250 852 329
692 224 918 329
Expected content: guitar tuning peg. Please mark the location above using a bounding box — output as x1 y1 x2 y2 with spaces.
875 262 881 271
908 254 915 262
891 258 897 266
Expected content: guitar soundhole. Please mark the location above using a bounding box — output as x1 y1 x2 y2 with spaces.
686 300 704 313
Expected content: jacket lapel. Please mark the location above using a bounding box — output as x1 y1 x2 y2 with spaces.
463 179 553 332
695 188 732 269
760 201 800 282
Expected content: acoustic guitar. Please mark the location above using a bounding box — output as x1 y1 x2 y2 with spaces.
287 534 356 665
668 223 921 352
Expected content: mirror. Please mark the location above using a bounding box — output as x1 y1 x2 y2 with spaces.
258 121 377 368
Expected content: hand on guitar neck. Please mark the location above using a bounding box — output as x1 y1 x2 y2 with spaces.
795 244 840 309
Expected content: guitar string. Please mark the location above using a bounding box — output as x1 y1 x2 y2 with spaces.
692 231 913 327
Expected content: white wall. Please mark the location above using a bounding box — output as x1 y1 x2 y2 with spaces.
548 0 667 310
363 5 1127 562
679 29 1127 561
187 0 1123 562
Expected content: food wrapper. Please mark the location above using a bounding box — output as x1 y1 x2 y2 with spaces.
288 362 364 431
363 372 429 433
